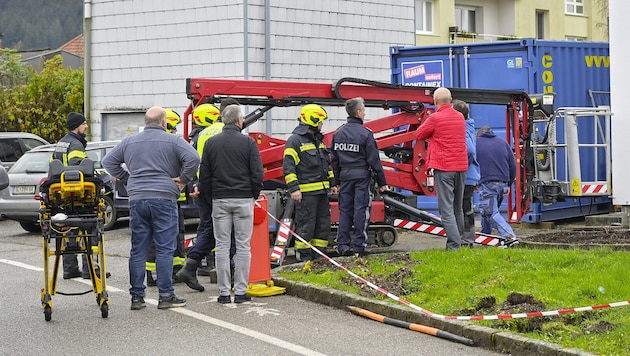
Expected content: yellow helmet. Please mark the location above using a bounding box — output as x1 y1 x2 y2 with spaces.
299 104 327 127
193 103 220 127
165 109 181 133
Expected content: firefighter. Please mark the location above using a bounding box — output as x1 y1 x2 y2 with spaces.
189 102 220 149
54 112 93 279
176 102 225 291
331 97 387 257
146 109 186 286
283 104 336 262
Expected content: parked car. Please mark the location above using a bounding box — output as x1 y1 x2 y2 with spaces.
0 132 49 170
0 165 8 191
0 141 126 232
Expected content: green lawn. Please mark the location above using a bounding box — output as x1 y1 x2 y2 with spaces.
279 247 630 355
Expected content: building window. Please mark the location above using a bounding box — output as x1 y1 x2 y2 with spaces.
536 10 546 39
566 36 586 41
415 0 433 33
455 5 479 33
565 0 584 15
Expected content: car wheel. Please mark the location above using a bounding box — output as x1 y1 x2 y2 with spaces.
102 195 117 231
19 221 41 233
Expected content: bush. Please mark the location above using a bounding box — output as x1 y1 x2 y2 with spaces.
0 50 83 143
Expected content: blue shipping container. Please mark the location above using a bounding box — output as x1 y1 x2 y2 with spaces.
390 39 611 222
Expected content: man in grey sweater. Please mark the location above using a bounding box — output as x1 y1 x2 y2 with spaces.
102 106 199 310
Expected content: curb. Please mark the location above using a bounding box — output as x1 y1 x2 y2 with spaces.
272 270 595 356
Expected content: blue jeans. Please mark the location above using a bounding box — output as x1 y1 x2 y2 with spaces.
434 170 466 250
212 198 254 296
478 181 516 238
129 199 178 298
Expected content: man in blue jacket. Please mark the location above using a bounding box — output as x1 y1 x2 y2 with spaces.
475 126 517 241
103 107 200 310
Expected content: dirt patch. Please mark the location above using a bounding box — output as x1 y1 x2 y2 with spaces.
523 228 630 245
584 320 615 334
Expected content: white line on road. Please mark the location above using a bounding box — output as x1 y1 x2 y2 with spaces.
0 258 325 356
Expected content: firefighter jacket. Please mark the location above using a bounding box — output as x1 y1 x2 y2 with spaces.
283 122 334 195
331 117 386 187
52 131 87 166
196 121 225 157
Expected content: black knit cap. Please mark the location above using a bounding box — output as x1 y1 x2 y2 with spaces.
66 112 86 131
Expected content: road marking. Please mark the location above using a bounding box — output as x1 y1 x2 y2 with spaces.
0 258 325 356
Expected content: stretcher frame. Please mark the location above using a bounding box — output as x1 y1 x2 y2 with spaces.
39 159 109 321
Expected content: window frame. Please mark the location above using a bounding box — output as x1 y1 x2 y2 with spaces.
455 5 479 34
415 0 434 34
565 0 584 15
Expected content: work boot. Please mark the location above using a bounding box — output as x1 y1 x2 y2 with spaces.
146 271 157 287
295 249 311 262
175 259 204 292
198 254 215 276
172 265 183 284
63 255 81 279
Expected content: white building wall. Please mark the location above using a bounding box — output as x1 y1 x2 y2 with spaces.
610 0 630 205
87 0 415 140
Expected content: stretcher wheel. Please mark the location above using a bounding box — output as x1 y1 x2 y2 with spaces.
101 304 108 318
44 306 52 322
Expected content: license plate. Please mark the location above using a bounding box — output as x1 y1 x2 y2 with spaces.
15 185 36 194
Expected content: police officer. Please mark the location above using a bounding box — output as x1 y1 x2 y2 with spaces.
331 97 387 257
54 112 91 279
283 104 336 262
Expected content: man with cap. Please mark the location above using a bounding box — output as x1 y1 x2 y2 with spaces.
53 112 92 279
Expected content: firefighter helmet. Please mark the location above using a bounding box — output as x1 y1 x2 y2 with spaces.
193 103 220 127
299 104 327 127
165 109 181 133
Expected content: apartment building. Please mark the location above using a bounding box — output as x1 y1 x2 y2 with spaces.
414 0 608 45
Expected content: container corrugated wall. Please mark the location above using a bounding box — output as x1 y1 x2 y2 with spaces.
390 39 611 222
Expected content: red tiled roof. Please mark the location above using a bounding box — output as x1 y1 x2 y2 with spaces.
60 34 84 58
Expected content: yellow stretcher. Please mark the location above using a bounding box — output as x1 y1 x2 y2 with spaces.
39 159 109 321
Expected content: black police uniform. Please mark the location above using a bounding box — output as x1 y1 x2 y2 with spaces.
331 117 386 254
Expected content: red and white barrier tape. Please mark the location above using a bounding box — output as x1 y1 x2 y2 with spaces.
393 218 514 247
257 201 630 320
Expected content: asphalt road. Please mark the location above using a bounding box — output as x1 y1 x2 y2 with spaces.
0 217 506 356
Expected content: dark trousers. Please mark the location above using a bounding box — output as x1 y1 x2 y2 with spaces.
336 178 371 253
462 185 476 245
186 193 215 261
294 193 331 253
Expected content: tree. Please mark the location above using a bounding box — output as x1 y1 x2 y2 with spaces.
594 0 609 40
0 48 33 89
0 54 83 142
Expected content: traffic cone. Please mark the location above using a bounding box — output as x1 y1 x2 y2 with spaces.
247 194 285 297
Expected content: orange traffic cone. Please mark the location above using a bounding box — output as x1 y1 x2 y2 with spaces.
247 194 285 297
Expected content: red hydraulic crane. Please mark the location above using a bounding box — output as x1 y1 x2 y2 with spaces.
183 77 534 260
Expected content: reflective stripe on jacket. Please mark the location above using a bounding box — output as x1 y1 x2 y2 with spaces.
283 123 334 195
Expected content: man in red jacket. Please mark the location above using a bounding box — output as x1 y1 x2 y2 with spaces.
415 88 468 250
